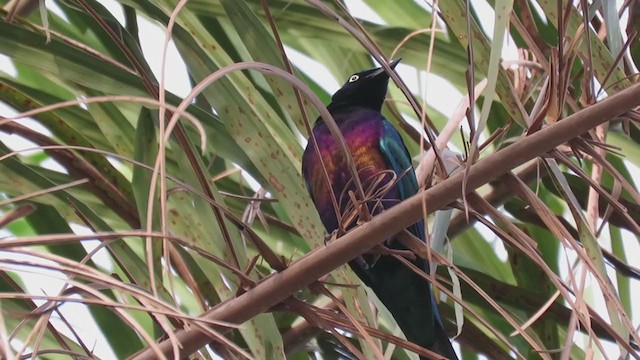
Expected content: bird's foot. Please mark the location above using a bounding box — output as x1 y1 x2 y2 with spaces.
323 229 338 245
354 255 371 270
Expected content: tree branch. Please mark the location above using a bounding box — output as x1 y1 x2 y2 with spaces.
131 82 640 359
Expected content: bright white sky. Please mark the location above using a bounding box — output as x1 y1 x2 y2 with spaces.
0 0 638 359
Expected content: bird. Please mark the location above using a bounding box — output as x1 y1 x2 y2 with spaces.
302 60 458 360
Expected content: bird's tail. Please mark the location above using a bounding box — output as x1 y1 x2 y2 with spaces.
424 322 458 360
357 256 459 360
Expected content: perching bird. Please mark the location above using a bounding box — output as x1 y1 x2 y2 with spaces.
302 60 458 360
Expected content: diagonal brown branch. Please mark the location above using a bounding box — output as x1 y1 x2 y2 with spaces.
131 82 640 359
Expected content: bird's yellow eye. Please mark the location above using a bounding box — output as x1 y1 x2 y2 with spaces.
348 75 359 83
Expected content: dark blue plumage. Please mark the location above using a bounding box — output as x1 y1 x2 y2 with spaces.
302 61 458 359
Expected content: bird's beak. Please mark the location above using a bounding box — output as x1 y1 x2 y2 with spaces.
368 58 401 78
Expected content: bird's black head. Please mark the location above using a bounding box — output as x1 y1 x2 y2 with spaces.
327 59 400 112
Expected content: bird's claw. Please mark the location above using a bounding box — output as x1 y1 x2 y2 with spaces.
354 255 371 269
323 229 338 245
